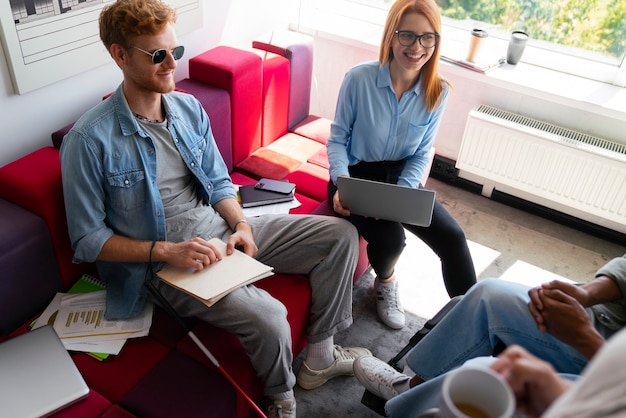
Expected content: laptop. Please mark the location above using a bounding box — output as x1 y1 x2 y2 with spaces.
0 325 89 418
336 176 436 226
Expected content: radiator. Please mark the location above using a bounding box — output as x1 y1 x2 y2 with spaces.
457 105 626 234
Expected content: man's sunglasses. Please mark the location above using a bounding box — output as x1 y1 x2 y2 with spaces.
132 45 185 64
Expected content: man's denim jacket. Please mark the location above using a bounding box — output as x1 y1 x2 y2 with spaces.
60 84 237 320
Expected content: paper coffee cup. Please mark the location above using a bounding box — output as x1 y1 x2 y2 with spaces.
466 29 488 63
438 367 514 418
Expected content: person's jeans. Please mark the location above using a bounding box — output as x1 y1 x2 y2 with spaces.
384 278 591 417
406 278 591 380
381 278 591 416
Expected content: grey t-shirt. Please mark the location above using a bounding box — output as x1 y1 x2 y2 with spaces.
139 119 221 243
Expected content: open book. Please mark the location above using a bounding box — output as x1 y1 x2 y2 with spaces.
157 238 274 307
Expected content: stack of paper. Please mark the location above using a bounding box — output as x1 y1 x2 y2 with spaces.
33 276 152 357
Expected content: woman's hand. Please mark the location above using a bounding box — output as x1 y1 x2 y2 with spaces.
332 189 351 216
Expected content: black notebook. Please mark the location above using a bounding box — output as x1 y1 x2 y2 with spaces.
239 184 295 208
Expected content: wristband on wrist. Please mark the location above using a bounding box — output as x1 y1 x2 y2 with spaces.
232 219 249 232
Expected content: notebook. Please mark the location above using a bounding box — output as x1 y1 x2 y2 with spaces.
0 325 89 418
336 176 436 226
239 184 295 208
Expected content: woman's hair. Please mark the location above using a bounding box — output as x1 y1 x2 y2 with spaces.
379 0 450 111
99 0 177 51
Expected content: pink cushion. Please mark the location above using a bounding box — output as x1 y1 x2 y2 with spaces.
307 147 329 168
189 46 263 166
290 115 331 144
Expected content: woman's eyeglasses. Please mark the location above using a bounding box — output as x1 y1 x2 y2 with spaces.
395 31 439 49
133 45 185 64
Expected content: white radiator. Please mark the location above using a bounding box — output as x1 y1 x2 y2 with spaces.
457 105 626 234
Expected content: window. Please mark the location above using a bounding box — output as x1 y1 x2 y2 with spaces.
294 0 626 87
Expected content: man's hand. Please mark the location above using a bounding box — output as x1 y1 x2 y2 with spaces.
491 345 571 418
227 221 258 258
156 237 223 271
527 280 604 359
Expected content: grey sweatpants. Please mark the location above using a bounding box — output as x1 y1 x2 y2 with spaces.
155 213 359 395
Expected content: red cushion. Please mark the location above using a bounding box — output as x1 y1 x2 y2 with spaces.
121 351 236 418
176 273 311 418
236 148 303 180
286 162 330 202
289 192 322 215
0 147 90 287
176 323 262 418
251 49 290 147
72 337 171 403
189 46 263 166
50 389 111 418
100 404 138 418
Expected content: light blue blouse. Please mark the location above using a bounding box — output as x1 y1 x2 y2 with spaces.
327 61 449 188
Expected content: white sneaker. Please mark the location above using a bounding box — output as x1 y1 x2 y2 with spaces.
297 345 372 390
375 278 405 329
267 398 296 418
353 355 411 401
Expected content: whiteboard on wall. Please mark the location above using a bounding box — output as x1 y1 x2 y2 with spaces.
0 0 202 95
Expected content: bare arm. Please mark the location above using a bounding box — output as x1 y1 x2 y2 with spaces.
99 235 223 271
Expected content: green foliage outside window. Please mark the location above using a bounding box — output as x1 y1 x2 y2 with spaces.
435 0 626 61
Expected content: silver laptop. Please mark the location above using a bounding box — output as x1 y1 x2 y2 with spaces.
336 176 436 226
0 325 89 418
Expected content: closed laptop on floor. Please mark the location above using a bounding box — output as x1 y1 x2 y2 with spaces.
0 325 89 418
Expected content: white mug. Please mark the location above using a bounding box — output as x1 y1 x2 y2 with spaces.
437 366 514 418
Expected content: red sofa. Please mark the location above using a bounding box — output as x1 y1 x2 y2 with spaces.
0 32 372 418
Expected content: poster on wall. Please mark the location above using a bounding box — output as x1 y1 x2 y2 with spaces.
0 0 202 95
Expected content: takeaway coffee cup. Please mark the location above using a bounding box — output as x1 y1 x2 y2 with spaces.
438 366 514 418
466 29 488 63
506 31 529 65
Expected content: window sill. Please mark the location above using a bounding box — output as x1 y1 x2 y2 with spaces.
291 19 626 123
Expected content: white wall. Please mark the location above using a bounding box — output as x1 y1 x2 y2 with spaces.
0 0 293 167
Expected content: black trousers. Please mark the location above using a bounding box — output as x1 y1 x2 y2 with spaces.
328 160 476 297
